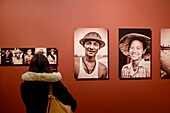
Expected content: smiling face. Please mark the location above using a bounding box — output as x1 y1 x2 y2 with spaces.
84 40 100 57
129 40 146 61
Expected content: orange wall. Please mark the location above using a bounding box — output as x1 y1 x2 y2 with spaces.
0 0 170 113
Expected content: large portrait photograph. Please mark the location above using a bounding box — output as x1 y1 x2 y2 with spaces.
74 28 109 80
119 28 152 79
160 29 170 78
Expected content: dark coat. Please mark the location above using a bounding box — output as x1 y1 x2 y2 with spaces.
20 72 77 113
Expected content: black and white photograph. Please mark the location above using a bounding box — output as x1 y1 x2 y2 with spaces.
119 28 152 79
1 48 14 65
23 48 35 65
12 48 24 65
74 28 109 80
160 29 170 78
0 48 1 65
1 48 24 65
0 47 58 67
47 48 58 65
35 48 47 57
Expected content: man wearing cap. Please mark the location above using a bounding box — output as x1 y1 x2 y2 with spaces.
35 48 46 57
74 32 108 79
119 33 151 78
13 48 23 64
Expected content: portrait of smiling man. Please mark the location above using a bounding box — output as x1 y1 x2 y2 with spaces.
74 28 108 80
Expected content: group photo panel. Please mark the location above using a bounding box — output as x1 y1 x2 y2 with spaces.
0 47 58 69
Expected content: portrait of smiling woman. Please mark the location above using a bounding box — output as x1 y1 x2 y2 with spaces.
119 28 151 79
74 28 108 80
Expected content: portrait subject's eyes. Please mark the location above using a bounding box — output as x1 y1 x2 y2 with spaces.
130 46 143 50
93 42 100 47
85 41 91 46
84 41 99 48
136 47 143 50
130 47 134 50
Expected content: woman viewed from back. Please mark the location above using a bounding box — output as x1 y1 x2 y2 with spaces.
20 53 77 113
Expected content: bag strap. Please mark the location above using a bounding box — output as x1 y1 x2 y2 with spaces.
49 83 53 96
49 83 57 99
47 83 53 113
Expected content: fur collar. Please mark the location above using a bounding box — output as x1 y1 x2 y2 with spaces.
22 71 62 82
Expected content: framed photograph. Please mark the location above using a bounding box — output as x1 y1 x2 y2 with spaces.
74 28 109 80
23 48 35 65
160 29 170 78
1 48 14 65
0 48 1 65
47 48 58 65
35 48 47 57
12 48 24 65
119 28 152 79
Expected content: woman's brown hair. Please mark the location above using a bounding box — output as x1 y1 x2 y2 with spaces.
28 53 52 73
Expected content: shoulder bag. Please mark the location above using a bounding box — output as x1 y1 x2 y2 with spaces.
46 83 73 113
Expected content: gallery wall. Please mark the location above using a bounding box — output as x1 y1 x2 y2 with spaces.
0 0 170 113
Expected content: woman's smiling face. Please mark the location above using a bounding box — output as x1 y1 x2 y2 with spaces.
129 40 146 61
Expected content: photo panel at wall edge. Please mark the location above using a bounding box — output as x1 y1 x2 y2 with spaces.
74 28 109 80
119 28 152 80
160 28 170 79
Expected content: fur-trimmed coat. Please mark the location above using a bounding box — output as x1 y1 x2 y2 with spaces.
20 72 77 113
